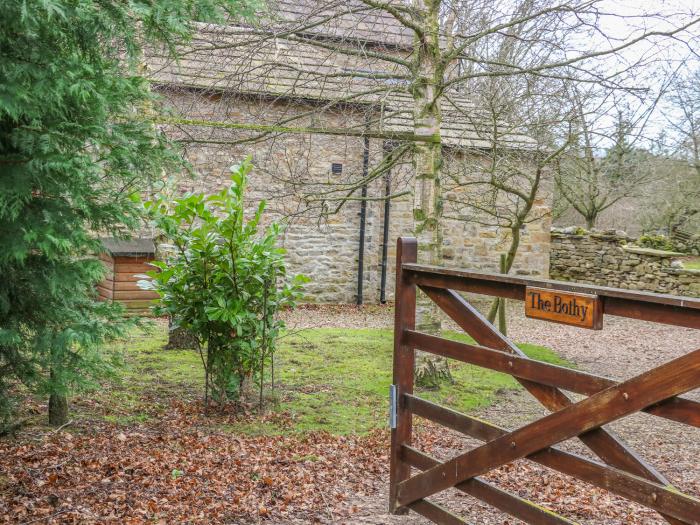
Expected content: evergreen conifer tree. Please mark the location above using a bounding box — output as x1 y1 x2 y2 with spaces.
0 0 251 429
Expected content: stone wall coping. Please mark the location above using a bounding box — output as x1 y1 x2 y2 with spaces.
550 227 698 298
667 268 700 276
622 246 685 258
550 232 586 239
550 227 632 242
589 233 629 242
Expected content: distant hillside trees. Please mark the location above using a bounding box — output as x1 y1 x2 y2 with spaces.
553 65 700 236
554 98 659 230
655 68 700 235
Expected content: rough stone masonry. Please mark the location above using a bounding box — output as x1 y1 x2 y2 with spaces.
550 228 700 297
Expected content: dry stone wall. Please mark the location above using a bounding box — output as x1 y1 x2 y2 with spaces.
550 228 700 297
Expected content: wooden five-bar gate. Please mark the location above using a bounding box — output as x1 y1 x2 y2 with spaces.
389 237 700 525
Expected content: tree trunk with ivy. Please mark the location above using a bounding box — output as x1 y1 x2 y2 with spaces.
411 2 451 388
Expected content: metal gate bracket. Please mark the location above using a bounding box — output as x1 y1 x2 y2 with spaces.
389 384 398 429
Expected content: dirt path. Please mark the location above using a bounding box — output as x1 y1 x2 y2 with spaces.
285 303 700 525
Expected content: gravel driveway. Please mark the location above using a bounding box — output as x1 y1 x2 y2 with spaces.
283 302 700 525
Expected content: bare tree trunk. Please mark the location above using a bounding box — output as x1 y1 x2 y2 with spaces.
259 279 269 410
202 338 211 414
165 317 198 350
48 393 68 426
414 135 444 335
412 8 451 388
487 227 520 323
498 253 507 336
48 369 68 426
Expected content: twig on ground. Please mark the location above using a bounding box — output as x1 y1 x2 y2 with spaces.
26 458 71 473
318 486 335 523
51 420 73 434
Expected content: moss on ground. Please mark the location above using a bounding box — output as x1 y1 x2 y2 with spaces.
683 257 700 270
276 329 571 433
86 325 572 435
72 327 203 424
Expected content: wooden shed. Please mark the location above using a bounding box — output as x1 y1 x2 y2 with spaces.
98 238 159 314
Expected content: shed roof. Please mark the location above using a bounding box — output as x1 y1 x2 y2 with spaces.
101 238 156 257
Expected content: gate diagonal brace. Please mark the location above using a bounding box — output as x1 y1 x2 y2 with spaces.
389 237 700 525
405 395 700 525
421 287 681 492
396 346 700 508
402 329 700 428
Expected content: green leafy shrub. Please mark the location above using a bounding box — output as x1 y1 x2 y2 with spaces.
638 234 676 252
141 161 308 408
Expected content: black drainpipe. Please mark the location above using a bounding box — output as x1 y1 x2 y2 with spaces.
379 141 392 304
356 134 370 305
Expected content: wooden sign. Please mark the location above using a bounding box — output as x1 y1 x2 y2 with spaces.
525 287 603 330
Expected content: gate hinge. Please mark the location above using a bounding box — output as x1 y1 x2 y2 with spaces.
389 384 398 429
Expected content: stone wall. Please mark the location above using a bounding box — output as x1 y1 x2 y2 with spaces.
550 228 700 297
155 90 552 303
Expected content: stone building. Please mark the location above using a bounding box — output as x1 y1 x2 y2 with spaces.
144 1 552 303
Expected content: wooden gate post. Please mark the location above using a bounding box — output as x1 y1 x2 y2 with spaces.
389 237 417 514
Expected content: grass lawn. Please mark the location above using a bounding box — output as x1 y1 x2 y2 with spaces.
78 325 572 435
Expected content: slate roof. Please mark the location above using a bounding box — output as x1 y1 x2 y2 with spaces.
146 0 534 150
147 24 397 102
266 0 414 49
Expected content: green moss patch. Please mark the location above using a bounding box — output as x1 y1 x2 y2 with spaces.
276 329 572 434
683 258 700 270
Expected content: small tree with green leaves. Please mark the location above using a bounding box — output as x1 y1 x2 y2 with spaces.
141 161 307 408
